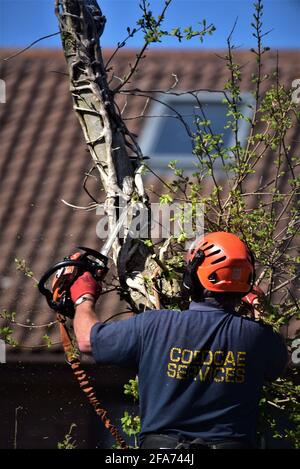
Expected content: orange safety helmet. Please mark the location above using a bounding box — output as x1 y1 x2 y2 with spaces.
186 232 255 293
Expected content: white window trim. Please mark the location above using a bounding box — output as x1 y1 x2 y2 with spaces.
138 91 255 172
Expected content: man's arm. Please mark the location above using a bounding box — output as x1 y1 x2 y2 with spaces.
73 295 98 354
264 328 289 381
69 271 141 367
70 272 102 354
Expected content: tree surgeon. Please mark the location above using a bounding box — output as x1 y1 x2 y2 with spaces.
70 231 288 449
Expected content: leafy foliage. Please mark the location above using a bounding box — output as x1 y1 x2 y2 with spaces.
124 377 140 402
121 377 140 448
137 0 215 44
57 424 77 449
15 258 37 281
121 412 141 439
0 325 18 347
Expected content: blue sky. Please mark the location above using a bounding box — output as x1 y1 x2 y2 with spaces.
0 0 299 50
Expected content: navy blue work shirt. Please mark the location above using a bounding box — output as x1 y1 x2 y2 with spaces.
91 299 288 447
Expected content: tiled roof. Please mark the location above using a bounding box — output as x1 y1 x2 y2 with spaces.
0 48 299 360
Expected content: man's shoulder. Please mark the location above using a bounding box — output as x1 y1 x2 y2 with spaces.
239 315 274 331
139 308 181 325
230 313 275 334
238 316 285 348
143 308 181 318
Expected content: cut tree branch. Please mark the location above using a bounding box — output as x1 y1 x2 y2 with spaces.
55 0 157 311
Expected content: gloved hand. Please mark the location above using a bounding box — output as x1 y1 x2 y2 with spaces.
70 271 102 304
241 285 265 318
242 285 264 305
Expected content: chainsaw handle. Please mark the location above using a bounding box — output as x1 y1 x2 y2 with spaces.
38 259 106 311
77 246 108 264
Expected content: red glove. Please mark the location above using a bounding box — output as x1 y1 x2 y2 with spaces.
242 285 264 306
70 271 102 304
241 286 265 318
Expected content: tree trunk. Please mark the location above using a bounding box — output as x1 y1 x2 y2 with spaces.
55 0 157 311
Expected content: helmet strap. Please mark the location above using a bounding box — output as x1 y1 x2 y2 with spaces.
182 250 205 300
246 248 256 293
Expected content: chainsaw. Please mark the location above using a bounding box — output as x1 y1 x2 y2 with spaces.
38 204 130 317
38 246 108 318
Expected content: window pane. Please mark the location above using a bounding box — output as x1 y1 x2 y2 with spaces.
151 100 233 155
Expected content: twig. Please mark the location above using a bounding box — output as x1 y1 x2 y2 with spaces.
270 275 298 294
83 166 101 204
1 33 60 62
61 199 99 210
14 406 23 449
10 320 58 329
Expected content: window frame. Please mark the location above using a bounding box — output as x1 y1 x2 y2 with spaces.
138 91 255 172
